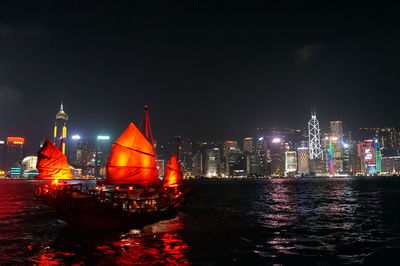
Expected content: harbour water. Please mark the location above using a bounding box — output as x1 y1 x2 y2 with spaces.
1 177 400 264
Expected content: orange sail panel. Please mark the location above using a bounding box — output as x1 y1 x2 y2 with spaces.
163 155 183 187
106 123 159 185
36 139 73 179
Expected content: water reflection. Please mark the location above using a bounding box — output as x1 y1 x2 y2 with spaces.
33 215 189 265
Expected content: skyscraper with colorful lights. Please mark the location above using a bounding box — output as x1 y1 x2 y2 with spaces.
53 101 68 154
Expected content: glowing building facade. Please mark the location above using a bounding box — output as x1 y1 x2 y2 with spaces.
297 147 310 174
284 151 297 176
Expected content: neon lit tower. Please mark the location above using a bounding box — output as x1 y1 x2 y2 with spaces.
374 138 382 173
328 137 334 174
308 108 323 159
53 101 68 154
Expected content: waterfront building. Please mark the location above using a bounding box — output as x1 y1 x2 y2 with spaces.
330 121 344 141
359 127 399 156
357 140 376 174
21 156 38 178
0 140 6 172
180 137 193 176
53 102 68 154
246 154 261 176
227 148 245 177
308 109 323 160
342 141 352 173
5 137 25 174
381 156 400 174
95 135 111 178
285 151 297 176
68 134 81 165
75 139 95 177
270 137 286 177
297 147 310 174
323 136 343 174
191 151 203 177
222 141 240 176
243 137 253 153
254 137 267 175
205 148 221 177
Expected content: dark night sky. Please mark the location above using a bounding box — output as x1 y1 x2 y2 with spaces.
0 1 399 153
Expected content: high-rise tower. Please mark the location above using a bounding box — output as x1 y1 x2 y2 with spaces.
308 108 323 160
54 101 68 154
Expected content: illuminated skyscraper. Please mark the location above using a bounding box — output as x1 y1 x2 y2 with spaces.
308 109 323 159
297 147 310 174
5 137 25 176
205 148 220 177
330 121 343 140
54 101 68 154
95 135 111 178
270 137 286 177
284 151 297 176
243 137 253 153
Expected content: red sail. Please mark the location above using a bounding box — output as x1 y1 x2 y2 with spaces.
36 139 73 179
106 123 159 185
163 154 183 187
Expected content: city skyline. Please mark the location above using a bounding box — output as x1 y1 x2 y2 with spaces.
2 102 400 154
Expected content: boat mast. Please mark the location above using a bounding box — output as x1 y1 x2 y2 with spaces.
143 105 155 146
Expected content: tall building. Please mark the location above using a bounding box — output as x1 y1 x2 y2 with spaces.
323 136 343 174
68 134 81 165
270 137 286 177
330 121 344 140
54 102 68 154
297 147 310 175
254 137 267 175
75 139 95 176
246 154 261 176
222 141 239 176
227 148 245 177
180 137 193 176
95 135 111 178
359 127 399 156
308 109 323 159
357 140 376 174
191 151 203 177
342 142 352 173
5 137 25 173
205 148 220 177
0 140 6 172
243 137 253 153
285 151 297 176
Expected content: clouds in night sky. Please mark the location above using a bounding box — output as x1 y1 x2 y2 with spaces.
295 43 324 63
0 86 21 102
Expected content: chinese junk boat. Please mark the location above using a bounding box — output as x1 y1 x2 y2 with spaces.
35 107 186 229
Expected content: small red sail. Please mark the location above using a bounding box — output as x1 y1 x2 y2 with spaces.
163 154 183 187
36 139 73 179
106 122 159 185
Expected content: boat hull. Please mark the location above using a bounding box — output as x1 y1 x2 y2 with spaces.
35 186 185 229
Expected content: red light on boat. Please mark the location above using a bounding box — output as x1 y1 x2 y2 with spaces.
115 186 120 190
129 186 133 190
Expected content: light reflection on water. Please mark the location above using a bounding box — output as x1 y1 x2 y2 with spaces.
32 216 189 265
1 178 400 264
